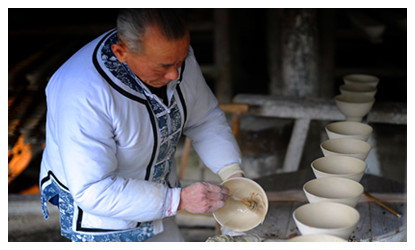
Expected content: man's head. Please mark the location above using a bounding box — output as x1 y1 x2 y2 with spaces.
111 9 190 88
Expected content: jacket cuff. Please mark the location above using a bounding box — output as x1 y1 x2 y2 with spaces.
165 187 182 217
217 163 245 181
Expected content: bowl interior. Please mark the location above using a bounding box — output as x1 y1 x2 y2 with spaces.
213 177 268 231
303 177 363 199
294 202 360 229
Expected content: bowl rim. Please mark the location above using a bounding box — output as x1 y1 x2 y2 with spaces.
335 93 375 103
320 138 371 151
303 177 364 199
212 177 269 231
343 74 379 82
339 83 377 92
311 165 366 178
325 121 373 135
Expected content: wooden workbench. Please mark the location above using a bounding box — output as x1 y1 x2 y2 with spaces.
246 169 407 241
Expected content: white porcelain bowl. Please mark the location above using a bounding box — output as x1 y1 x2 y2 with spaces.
288 234 347 242
303 177 364 207
343 74 379 87
325 121 373 141
293 201 360 240
213 177 268 232
335 94 375 122
311 155 367 182
320 138 371 161
339 83 377 97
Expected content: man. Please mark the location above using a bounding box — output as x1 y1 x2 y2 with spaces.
39 9 245 242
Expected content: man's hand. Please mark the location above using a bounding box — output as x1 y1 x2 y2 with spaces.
178 182 230 214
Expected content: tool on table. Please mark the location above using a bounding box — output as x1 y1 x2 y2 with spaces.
364 191 402 218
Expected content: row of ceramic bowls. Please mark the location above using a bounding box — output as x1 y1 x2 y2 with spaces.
290 74 379 242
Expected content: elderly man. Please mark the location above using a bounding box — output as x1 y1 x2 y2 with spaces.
39 9 245 242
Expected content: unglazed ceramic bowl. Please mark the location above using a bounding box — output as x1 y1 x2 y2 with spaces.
335 94 375 122
325 121 373 141
339 83 377 97
292 201 360 240
303 177 364 207
288 234 347 242
343 74 379 87
320 138 371 161
311 155 367 182
213 177 268 232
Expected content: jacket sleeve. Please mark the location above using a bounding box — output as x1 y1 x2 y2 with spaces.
181 48 242 175
48 70 180 222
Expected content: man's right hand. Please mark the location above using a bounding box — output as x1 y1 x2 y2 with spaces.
178 182 230 214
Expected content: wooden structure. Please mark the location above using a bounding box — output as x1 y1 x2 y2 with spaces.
233 94 407 173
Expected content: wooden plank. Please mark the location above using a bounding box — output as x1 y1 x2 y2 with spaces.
233 94 407 125
219 103 249 114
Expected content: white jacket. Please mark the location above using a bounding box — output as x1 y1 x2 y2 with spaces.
39 30 241 241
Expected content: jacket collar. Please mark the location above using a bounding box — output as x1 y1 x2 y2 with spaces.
98 30 184 103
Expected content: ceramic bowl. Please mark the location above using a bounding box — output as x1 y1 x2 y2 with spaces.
343 74 379 87
339 83 377 97
320 138 371 161
213 177 269 232
288 234 347 242
325 121 373 141
311 155 367 182
292 201 360 240
335 94 375 122
303 177 364 207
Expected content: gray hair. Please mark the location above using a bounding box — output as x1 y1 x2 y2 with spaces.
116 8 187 54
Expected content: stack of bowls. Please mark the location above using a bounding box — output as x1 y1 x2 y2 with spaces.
335 74 378 122
292 74 379 242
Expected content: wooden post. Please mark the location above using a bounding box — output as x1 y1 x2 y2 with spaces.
267 9 283 95
214 9 232 102
268 9 319 97
282 118 311 172
319 9 336 98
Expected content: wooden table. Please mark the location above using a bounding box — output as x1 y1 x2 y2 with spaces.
246 169 407 242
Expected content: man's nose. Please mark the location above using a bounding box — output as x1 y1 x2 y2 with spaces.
164 67 179 81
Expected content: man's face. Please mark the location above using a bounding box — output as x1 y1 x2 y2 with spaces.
113 26 190 88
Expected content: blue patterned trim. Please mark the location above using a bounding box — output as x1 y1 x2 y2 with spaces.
99 31 184 184
40 172 155 242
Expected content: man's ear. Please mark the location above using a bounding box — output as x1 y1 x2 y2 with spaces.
111 43 128 63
